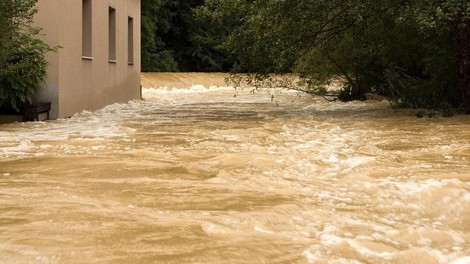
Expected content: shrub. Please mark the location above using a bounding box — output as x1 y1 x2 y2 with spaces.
0 0 56 112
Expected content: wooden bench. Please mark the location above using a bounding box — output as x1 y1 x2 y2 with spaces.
24 102 51 121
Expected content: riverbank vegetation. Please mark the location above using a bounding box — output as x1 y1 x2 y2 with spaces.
141 0 235 72
0 0 55 112
143 0 469 114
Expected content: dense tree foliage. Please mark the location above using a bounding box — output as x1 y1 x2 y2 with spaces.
140 0 469 112
141 0 234 72
0 0 55 111
196 0 470 113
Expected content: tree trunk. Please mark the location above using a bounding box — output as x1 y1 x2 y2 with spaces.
324 52 364 100
451 11 470 113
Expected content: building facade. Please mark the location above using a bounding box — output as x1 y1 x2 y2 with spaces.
34 0 141 119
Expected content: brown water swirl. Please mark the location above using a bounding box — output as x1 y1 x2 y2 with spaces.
0 73 469 263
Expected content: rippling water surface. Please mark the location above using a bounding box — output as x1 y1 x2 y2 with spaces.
1 75 470 263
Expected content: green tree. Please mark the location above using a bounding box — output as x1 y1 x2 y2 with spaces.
141 0 235 72
200 0 413 98
199 0 470 112
0 0 55 111
194 0 252 72
141 0 178 72
443 1 470 112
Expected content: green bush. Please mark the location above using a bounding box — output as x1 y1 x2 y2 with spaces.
0 0 55 112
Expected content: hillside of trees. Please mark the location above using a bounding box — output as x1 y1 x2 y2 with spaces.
142 0 469 113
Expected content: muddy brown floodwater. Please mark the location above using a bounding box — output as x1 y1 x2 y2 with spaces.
1 73 470 263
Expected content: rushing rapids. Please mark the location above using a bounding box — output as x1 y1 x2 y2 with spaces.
0 73 469 263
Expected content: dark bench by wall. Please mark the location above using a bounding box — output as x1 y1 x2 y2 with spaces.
24 102 51 122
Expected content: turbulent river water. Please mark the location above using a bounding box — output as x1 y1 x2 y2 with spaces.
1 73 470 263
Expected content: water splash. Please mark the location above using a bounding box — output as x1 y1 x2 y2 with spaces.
0 74 469 263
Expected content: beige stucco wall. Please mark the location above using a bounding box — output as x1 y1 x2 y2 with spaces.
34 0 141 119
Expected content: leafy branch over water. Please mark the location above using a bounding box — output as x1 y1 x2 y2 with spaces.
195 0 470 114
225 74 340 102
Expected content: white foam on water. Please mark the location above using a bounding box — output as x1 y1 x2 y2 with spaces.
348 240 396 260
254 226 275 235
0 140 34 156
452 256 470 264
340 156 375 173
393 179 444 196
302 247 320 263
1 79 470 263
142 85 233 96
463 193 470 201
0 99 144 157
320 233 344 246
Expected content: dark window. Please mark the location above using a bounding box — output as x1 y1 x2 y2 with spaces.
82 0 92 57
128 17 134 64
108 7 116 62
